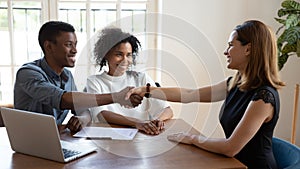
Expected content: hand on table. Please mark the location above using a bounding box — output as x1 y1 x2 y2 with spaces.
152 119 165 131
66 116 83 134
167 132 196 145
135 119 165 135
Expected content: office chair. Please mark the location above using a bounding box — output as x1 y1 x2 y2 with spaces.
272 137 300 169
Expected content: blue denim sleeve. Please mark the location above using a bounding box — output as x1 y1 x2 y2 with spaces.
14 67 64 110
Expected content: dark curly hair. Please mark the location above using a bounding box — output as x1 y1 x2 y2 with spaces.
94 27 141 71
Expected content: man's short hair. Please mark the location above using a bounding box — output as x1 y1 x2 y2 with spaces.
38 21 75 53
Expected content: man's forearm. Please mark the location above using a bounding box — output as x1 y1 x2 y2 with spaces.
61 92 114 110
61 87 141 111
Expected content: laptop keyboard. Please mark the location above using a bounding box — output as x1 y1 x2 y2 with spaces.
62 148 81 159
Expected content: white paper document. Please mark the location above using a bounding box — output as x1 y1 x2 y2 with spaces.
73 127 138 140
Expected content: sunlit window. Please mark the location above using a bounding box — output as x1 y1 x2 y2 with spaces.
0 0 155 103
0 0 42 104
57 0 148 91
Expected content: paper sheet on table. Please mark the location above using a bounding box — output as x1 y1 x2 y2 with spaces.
73 127 138 140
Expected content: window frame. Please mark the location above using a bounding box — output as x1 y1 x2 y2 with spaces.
0 0 159 103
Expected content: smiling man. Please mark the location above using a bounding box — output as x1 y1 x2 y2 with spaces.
14 21 142 134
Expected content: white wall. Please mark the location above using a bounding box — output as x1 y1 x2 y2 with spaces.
158 0 300 145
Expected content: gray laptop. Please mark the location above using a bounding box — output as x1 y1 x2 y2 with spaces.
1 107 97 163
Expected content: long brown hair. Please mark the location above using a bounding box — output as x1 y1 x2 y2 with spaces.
229 20 285 91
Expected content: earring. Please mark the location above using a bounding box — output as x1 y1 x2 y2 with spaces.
128 64 133 71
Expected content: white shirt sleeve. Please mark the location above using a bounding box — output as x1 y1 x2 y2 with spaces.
86 75 109 122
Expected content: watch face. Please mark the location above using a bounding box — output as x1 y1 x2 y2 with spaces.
145 83 151 98
144 93 151 98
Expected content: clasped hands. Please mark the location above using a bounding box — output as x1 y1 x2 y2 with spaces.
113 86 144 108
136 119 165 135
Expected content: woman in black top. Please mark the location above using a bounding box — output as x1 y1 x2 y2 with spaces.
126 20 285 168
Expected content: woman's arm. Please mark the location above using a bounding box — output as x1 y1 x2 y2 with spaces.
167 99 274 157
127 79 228 103
61 87 138 110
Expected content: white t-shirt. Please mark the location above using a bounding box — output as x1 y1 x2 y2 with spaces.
86 71 170 122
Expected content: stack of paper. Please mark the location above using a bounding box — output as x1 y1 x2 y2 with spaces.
73 127 138 140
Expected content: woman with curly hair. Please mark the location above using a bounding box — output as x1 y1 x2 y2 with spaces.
86 27 173 135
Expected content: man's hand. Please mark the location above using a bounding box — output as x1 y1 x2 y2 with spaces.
129 94 143 107
125 87 144 100
113 87 143 108
66 116 82 134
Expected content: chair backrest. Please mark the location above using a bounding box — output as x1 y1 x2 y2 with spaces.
272 137 300 169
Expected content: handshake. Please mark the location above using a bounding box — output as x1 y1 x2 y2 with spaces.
113 86 146 108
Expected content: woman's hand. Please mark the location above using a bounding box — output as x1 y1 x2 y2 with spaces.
167 132 196 145
125 86 145 100
113 87 143 108
152 119 165 131
135 120 164 135
129 94 143 107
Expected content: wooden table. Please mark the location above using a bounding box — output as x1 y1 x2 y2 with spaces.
0 119 247 169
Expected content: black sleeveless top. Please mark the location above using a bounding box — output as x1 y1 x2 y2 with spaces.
219 82 279 169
